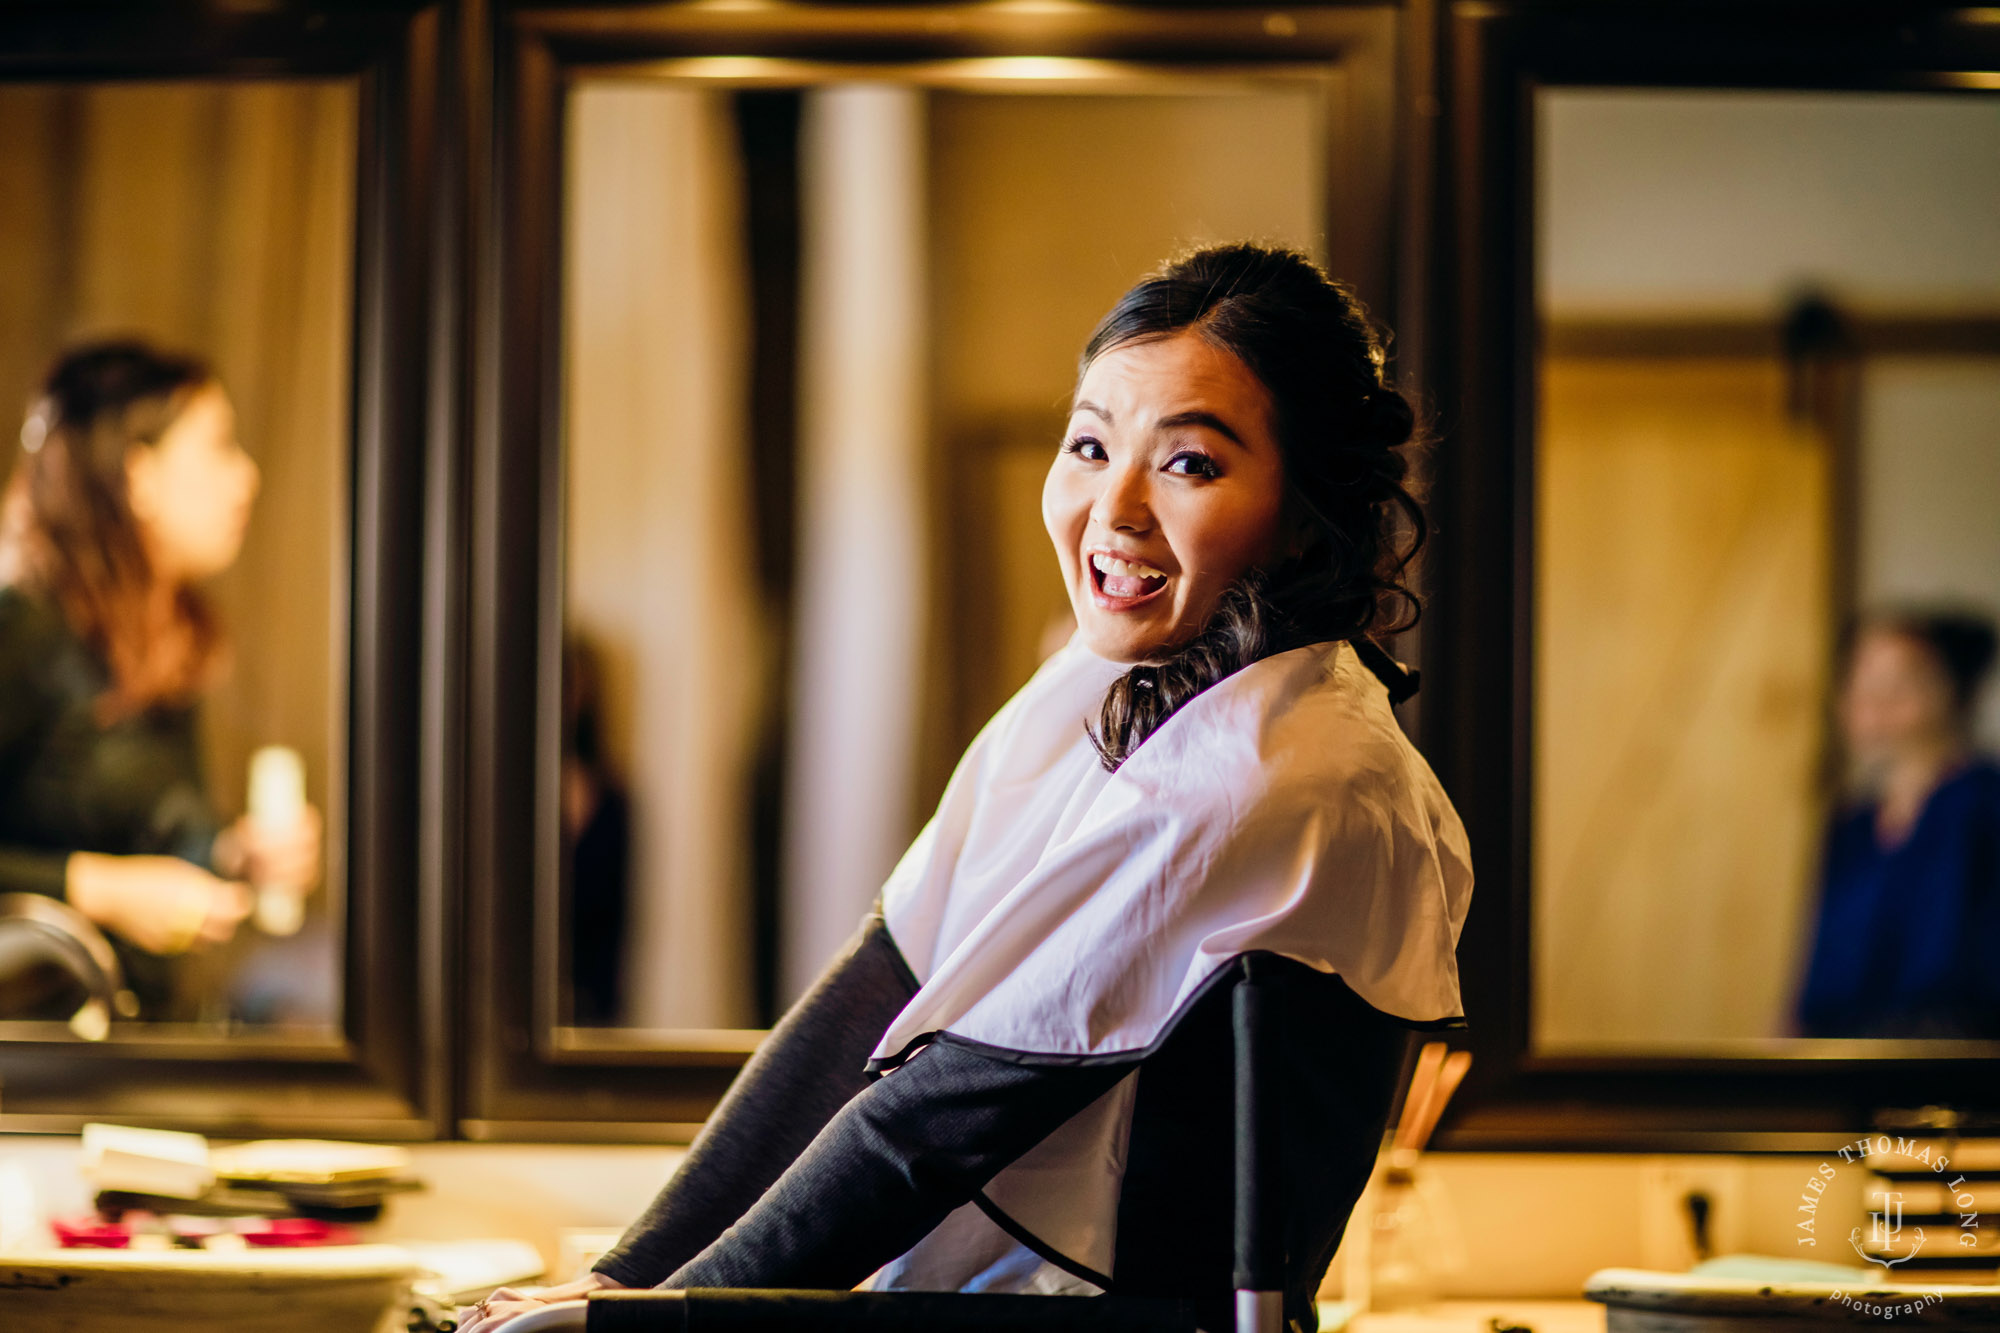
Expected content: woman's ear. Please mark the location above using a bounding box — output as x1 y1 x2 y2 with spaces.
122 444 159 525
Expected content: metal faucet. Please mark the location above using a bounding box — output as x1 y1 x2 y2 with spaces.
0 892 140 1038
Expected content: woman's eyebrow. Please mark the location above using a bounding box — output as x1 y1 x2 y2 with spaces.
1157 409 1245 448
1070 402 1246 449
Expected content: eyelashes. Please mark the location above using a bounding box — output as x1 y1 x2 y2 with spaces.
1164 451 1220 479
1060 436 1220 479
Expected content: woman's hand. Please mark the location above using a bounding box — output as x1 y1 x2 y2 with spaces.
456 1272 625 1333
65 851 252 954
213 804 324 891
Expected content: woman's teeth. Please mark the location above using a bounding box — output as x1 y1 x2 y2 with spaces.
1092 553 1166 580
1091 553 1167 599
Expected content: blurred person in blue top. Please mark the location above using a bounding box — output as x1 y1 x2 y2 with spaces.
1797 607 2000 1038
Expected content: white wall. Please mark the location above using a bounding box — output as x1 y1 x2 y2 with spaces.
1540 90 2000 316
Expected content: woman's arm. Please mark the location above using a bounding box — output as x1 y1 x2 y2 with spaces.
0 846 70 898
657 1041 1132 1292
591 911 923 1287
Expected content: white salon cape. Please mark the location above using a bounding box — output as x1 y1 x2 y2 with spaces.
862 633 1473 1295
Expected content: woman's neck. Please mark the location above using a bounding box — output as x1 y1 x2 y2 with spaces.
1874 736 1970 847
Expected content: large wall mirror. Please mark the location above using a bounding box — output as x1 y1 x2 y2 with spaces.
557 75 1333 1036
468 3 1403 1135
0 78 355 1034
1429 4 2000 1148
1531 89 2000 1054
0 3 443 1134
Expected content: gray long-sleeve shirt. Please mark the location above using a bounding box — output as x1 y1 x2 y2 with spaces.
594 913 1412 1332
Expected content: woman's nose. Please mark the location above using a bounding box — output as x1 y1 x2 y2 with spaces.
1091 461 1153 534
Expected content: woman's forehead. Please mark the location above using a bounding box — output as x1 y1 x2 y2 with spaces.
1853 629 1944 681
1072 332 1273 435
162 382 234 434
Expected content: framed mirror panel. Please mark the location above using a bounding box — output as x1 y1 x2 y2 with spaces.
1532 90 2000 1055
0 76 355 1034
0 2 448 1135
1426 2 2000 1149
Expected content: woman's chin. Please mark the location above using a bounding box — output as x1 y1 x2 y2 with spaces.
1075 619 1176 666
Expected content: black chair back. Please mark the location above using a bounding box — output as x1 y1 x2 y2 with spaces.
584 956 1281 1333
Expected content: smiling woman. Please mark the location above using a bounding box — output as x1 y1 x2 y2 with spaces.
468 244 1467 1333
1048 244 1427 771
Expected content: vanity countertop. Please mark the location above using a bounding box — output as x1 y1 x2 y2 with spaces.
1339 1298 1607 1333
0 1244 420 1333
1585 1267 2000 1331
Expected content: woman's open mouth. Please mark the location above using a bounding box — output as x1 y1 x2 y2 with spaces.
1089 552 1169 610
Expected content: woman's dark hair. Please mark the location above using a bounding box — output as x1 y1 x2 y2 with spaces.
1081 244 1427 770
0 339 221 716
1856 606 1998 724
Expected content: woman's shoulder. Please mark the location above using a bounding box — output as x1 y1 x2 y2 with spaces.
1122 639 1441 809
1226 639 1414 760
1957 754 2000 785
1939 755 2000 814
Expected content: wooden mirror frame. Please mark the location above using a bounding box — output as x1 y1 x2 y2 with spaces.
465 0 1414 1140
0 0 452 1137
1422 1 2000 1151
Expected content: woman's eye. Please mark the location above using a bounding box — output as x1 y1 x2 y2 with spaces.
1062 436 1107 462
1164 451 1219 479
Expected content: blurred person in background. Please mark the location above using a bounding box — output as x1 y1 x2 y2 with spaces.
563 635 630 1026
0 341 320 1017
1797 607 2000 1038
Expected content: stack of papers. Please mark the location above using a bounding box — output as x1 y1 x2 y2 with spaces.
80 1125 214 1200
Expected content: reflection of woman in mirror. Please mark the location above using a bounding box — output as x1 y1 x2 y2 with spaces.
1797 609 2000 1038
467 246 1470 1331
0 342 321 1015
563 636 630 1026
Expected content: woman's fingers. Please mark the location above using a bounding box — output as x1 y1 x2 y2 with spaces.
197 880 253 943
458 1285 537 1331
456 1273 617 1331
242 805 325 890
261 806 323 887
456 1296 547 1332
67 853 249 953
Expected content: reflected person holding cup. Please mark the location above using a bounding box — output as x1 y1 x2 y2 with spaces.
0 341 321 1018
